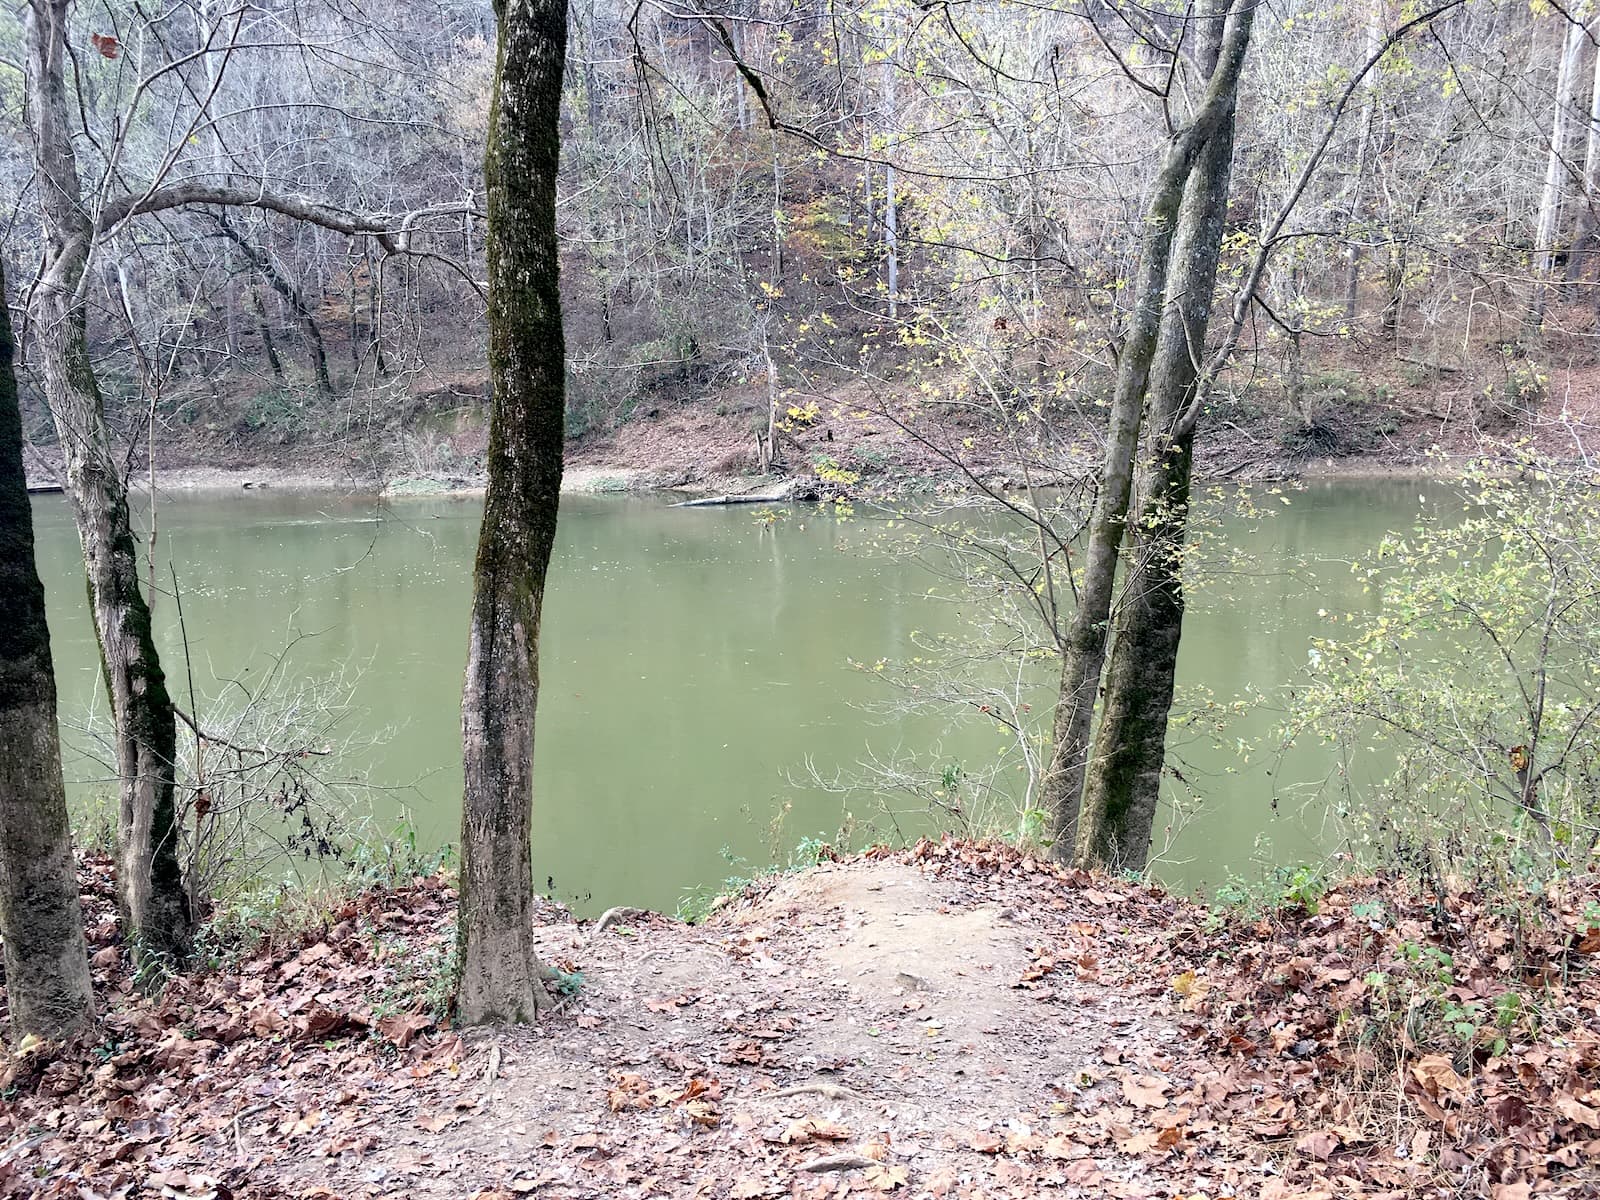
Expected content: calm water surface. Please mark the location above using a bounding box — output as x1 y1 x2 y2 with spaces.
30 483 1429 913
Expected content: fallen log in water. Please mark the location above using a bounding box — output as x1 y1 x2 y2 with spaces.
672 491 791 508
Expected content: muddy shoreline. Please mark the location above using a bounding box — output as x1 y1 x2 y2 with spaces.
24 450 1473 503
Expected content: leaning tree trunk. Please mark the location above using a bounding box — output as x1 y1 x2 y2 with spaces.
1038 0 1256 859
213 215 334 398
0 257 94 1042
454 0 568 1025
1074 6 1244 871
24 0 192 962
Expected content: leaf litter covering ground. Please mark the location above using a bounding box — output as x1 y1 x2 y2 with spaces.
3 840 1599 1198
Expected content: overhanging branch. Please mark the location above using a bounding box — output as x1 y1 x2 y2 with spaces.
95 185 483 256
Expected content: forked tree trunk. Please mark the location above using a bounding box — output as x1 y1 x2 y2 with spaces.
454 0 568 1025
25 0 192 963
0 257 94 1042
1074 6 1243 871
1039 0 1256 859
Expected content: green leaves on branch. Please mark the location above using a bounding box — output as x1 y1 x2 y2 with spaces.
1285 456 1600 882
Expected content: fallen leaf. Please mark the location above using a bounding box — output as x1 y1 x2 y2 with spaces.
1557 1094 1600 1129
1120 1073 1170 1109
785 1117 851 1143
864 1163 908 1191
1041 1133 1083 1159
377 1012 433 1048
1411 1055 1465 1098
1295 1129 1341 1160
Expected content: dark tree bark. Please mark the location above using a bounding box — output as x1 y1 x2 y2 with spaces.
25 0 192 963
1380 238 1406 341
1074 3 1244 871
249 283 287 382
1039 0 1256 859
454 0 568 1025
213 215 334 398
0 257 95 1043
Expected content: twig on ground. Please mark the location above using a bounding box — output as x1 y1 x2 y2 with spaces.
775 1081 861 1100
797 1153 879 1173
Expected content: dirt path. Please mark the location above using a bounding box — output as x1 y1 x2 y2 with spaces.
275 848 1221 1200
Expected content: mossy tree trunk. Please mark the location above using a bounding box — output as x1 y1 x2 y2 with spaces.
1074 3 1243 872
25 0 192 963
454 0 567 1025
0 256 95 1043
1039 0 1256 860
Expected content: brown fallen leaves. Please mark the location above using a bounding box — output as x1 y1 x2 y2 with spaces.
904 834 1600 1197
606 1069 724 1127
1167 870 1600 1197
0 856 476 1199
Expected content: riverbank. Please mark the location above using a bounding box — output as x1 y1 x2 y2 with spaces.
5 840 1596 1199
26 336 1600 502
12 426 1495 502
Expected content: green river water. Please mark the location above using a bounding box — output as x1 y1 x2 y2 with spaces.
29 482 1430 914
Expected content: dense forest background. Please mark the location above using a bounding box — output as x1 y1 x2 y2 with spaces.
4 0 1600 486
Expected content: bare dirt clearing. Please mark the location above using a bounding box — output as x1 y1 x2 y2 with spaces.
279 850 1204 1200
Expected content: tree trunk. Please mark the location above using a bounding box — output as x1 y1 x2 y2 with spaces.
1529 14 1587 328
1341 4 1385 322
1566 35 1600 284
0 257 94 1043
1074 8 1243 870
882 61 899 318
368 253 388 378
213 216 333 397
1380 238 1407 341
250 282 286 381
1039 0 1256 859
454 0 567 1026
24 0 192 963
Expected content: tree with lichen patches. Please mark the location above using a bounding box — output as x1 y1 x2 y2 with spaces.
453 0 569 1024
1037 0 1257 861
1073 0 1248 873
24 0 192 963
0 256 94 1043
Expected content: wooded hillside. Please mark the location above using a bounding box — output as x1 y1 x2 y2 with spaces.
5 0 1600 480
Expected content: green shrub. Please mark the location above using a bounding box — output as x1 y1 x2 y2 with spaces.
1283 456 1600 888
1473 360 1547 428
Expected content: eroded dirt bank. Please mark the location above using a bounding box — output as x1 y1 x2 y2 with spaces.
4 841 1599 1199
